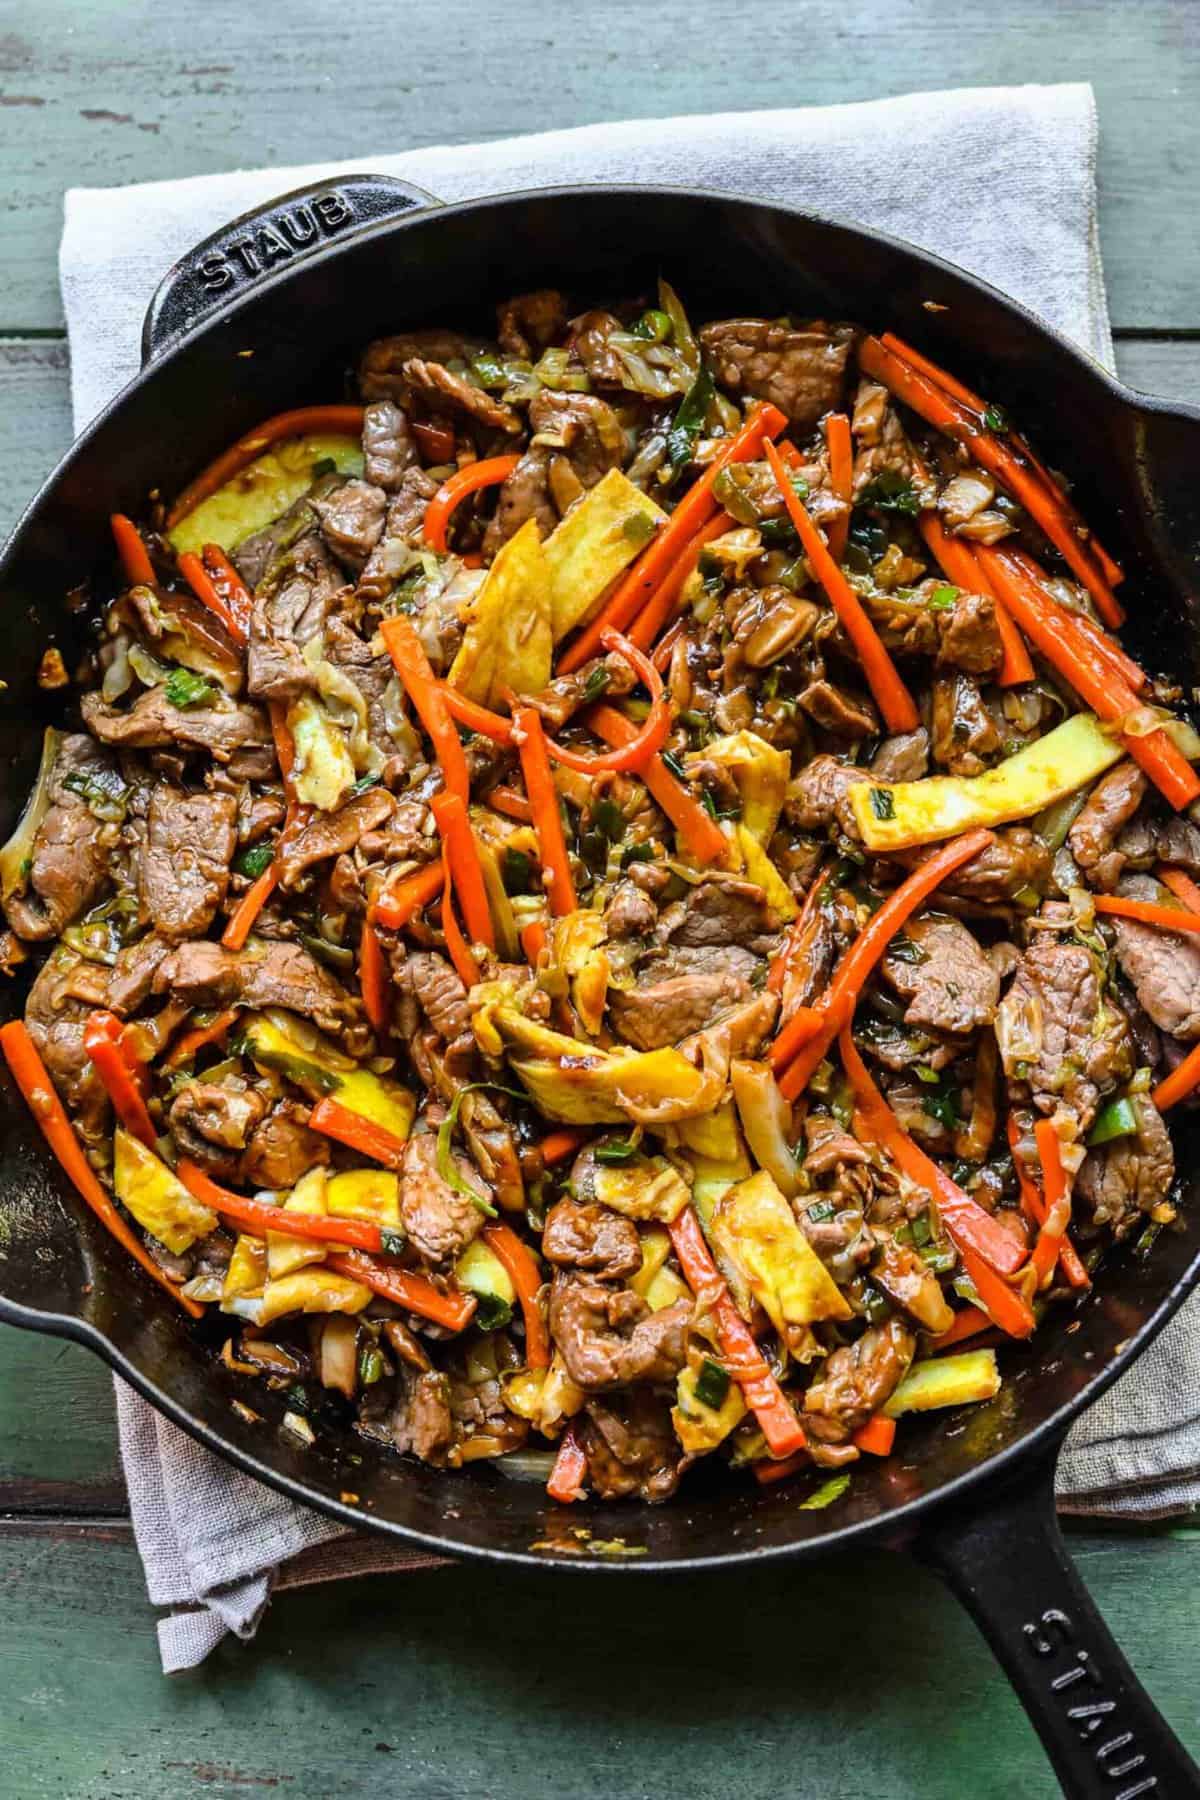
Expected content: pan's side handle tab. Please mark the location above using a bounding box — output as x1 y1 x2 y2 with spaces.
916 1456 1200 1798
140 172 440 365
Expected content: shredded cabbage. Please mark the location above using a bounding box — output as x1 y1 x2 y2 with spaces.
0 727 61 900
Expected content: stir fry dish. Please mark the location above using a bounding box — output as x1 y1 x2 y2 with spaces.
3 287 1195 1507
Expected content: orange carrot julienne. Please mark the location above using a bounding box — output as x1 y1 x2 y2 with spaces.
545 630 671 776
763 438 919 734
1159 867 1200 915
775 828 994 1100
430 790 495 951
440 687 514 745
111 513 156 587
959 1245 1037 1339
752 1449 808 1486
200 543 253 644
222 705 301 950
166 405 366 527
837 1023 1027 1278
587 703 728 865
860 336 1124 627
440 847 483 989
380 615 471 803
1092 894 1200 935
163 1009 241 1073
853 1414 897 1457
916 509 1034 686
1031 1119 1070 1288
767 1004 827 1071
83 1011 157 1149
424 454 521 553
0 1020 202 1319
372 859 445 931
669 1205 806 1458
558 401 788 671
823 412 853 563
767 862 827 998
931 1306 994 1350
879 332 1124 591
359 917 392 1037
514 707 577 916
177 1159 402 1255
540 1127 589 1167
520 920 548 967
651 616 687 674
547 1421 589 1502
221 863 278 952
1154 1039 1200 1111
627 509 736 652
1007 1116 1089 1291
308 1097 408 1170
482 1220 550 1368
486 783 532 824
177 551 245 644
327 1250 476 1333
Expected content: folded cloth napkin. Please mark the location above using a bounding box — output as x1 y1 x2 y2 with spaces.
59 83 1199 1673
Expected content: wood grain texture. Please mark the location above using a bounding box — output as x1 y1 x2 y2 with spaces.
2 0 1199 331
0 1523 1192 1800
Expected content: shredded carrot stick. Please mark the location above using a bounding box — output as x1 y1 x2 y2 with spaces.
440 687 514 745
546 1421 589 1502
440 847 483 989
1007 1116 1089 1290
558 402 788 671
221 862 278 952
1031 1119 1070 1288
519 920 548 967
514 707 577 916
860 336 1124 626
424 455 521 553
774 828 994 1099
307 1097 408 1170
1092 894 1200 935
486 784 533 824
1158 867 1200 916
372 859 445 931
879 332 1124 590
669 1205 807 1458
837 1024 1027 1278
482 1221 550 1368
540 1127 589 1167
852 1414 897 1456
977 546 1200 811
959 1245 1037 1339
359 918 392 1037
163 1008 240 1073
587 703 729 865
110 513 156 587
916 509 1034 686
200 543 253 644
752 1449 808 1486
176 551 246 643
763 439 919 734
221 705 300 950
0 1020 202 1318
931 1306 994 1350
767 1005 827 1070
166 405 366 527
767 862 826 998
430 791 495 951
380 615 470 804
823 412 853 563
327 1250 476 1332
650 616 687 674
545 630 671 776
177 1160 400 1255
1154 1039 1200 1111
83 1012 157 1149
627 510 736 652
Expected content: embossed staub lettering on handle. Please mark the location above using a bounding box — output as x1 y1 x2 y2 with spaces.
1023 1609 1159 1798
197 190 357 293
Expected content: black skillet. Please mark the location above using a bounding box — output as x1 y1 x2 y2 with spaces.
0 176 1198 1796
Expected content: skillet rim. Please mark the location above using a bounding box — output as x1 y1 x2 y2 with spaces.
1 177 1198 1568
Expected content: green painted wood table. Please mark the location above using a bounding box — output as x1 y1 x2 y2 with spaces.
1 2 1198 1793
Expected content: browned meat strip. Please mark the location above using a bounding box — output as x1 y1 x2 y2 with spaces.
603 881 658 940
402 359 521 435
930 672 1001 776
699 317 854 428
407 951 471 1045
140 787 237 938
1116 809 1200 875
803 1318 915 1443
81 688 272 760
871 729 929 784
480 451 559 559
277 788 394 890
850 378 915 496
24 952 111 1145
530 388 625 484
497 289 567 359
549 1276 690 1391
935 592 1005 675
4 736 119 942
995 932 1132 1129
106 934 173 1016
154 939 352 1036
542 1199 642 1279
582 1393 689 1503
932 827 1052 903
168 1082 267 1179
1077 1095 1174 1239
659 875 778 954
1107 873 1200 1039
247 530 344 703
609 950 757 1052
871 1235 955 1332
881 915 999 1036
570 311 626 387
1068 762 1147 892
387 1368 455 1464
311 478 387 571
359 329 486 401
803 1113 872 1180
784 754 866 837
362 399 416 492
241 1101 330 1189
797 679 878 739
357 469 442 601
399 1130 486 1266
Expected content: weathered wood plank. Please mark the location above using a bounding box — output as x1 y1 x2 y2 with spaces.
0 1523 1194 1799
2 0 1199 332
0 1327 122 1513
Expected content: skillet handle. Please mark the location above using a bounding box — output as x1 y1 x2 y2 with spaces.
916 1453 1200 1797
140 172 440 364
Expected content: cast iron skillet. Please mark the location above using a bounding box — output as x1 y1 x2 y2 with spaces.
1 176 1198 1796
